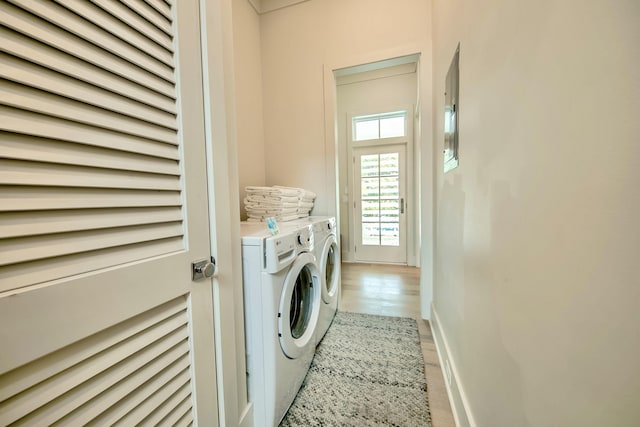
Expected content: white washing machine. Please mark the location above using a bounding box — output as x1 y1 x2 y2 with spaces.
310 217 340 345
290 216 341 345
240 222 321 427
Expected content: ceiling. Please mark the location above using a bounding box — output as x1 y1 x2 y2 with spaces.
247 0 310 14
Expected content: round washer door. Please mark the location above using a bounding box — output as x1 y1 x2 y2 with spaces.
320 234 340 304
278 252 321 359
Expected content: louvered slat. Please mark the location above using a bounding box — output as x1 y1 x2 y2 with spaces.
1 81 178 144
0 238 184 291
0 298 186 400
4 327 189 425
114 374 191 426
56 0 174 67
120 0 172 36
144 0 172 20
137 383 193 426
1 223 184 267
89 0 173 52
1 107 180 157
0 187 182 211
0 26 176 114
0 160 180 191
73 361 191 426
157 395 194 426
12 342 190 426
1 133 179 175
174 409 195 427
0 54 177 129
1 208 183 239
0 2 175 98
9 0 175 81
0 297 195 426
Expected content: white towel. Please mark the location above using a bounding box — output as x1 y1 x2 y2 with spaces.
246 207 298 215
269 186 300 197
247 213 300 222
272 185 317 199
297 201 314 209
245 186 278 194
245 194 299 203
245 200 299 210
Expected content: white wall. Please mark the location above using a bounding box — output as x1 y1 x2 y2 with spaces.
259 0 432 217
431 0 640 425
233 0 266 220
336 69 418 262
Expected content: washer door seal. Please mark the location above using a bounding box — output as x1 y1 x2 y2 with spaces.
278 252 321 359
320 235 340 304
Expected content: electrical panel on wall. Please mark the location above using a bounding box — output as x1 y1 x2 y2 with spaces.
444 44 460 173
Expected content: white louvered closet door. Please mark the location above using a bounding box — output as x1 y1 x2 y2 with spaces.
0 1 218 426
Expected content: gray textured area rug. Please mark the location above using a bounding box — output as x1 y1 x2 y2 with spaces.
280 312 432 427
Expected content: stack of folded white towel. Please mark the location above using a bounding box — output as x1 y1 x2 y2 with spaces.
244 185 316 222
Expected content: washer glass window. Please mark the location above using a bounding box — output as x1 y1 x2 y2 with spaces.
290 265 313 339
325 245 336 292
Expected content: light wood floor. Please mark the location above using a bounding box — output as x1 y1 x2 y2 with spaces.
339 262 456 427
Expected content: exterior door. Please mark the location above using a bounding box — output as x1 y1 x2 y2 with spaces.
0 1 218 425
353 144 407 264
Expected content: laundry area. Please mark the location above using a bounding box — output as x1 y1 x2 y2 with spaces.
1 0 636 426
230 0 436 423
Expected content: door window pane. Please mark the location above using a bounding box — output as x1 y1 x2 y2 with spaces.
381 223 400 246
361 177 380 198
380 176 399 198
359 152 401 247
354 119 379 141
361 199 380 223
360 154 379 176
353 112 406 141
362 223 380 246
380 199 399 222
379 153 399 176
380 116 405 138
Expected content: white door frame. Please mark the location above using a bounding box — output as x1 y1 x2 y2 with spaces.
199 0 252 425
323 48 435 321
346 107 415 266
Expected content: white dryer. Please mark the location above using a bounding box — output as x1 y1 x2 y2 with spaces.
291 216 341 345
240 223 321 427
311 217 340 345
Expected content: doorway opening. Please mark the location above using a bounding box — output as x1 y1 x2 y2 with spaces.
334 54 420 266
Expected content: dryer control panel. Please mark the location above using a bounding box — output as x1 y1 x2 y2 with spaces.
264 233 296 274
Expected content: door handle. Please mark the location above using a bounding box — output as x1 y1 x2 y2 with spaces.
400 198 405 214
192 257 216 281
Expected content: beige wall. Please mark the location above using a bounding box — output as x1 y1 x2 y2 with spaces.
431 0 640 425
259 0 432 216
233 0 266 220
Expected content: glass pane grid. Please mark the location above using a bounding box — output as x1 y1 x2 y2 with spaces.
360 152 401 247
353 112 406 141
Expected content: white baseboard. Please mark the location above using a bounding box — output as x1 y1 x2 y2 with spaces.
430 305 476 427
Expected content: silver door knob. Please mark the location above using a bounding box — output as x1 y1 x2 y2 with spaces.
192 258 216 281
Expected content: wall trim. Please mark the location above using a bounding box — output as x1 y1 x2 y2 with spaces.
430 305 477 427
247 0 311 15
